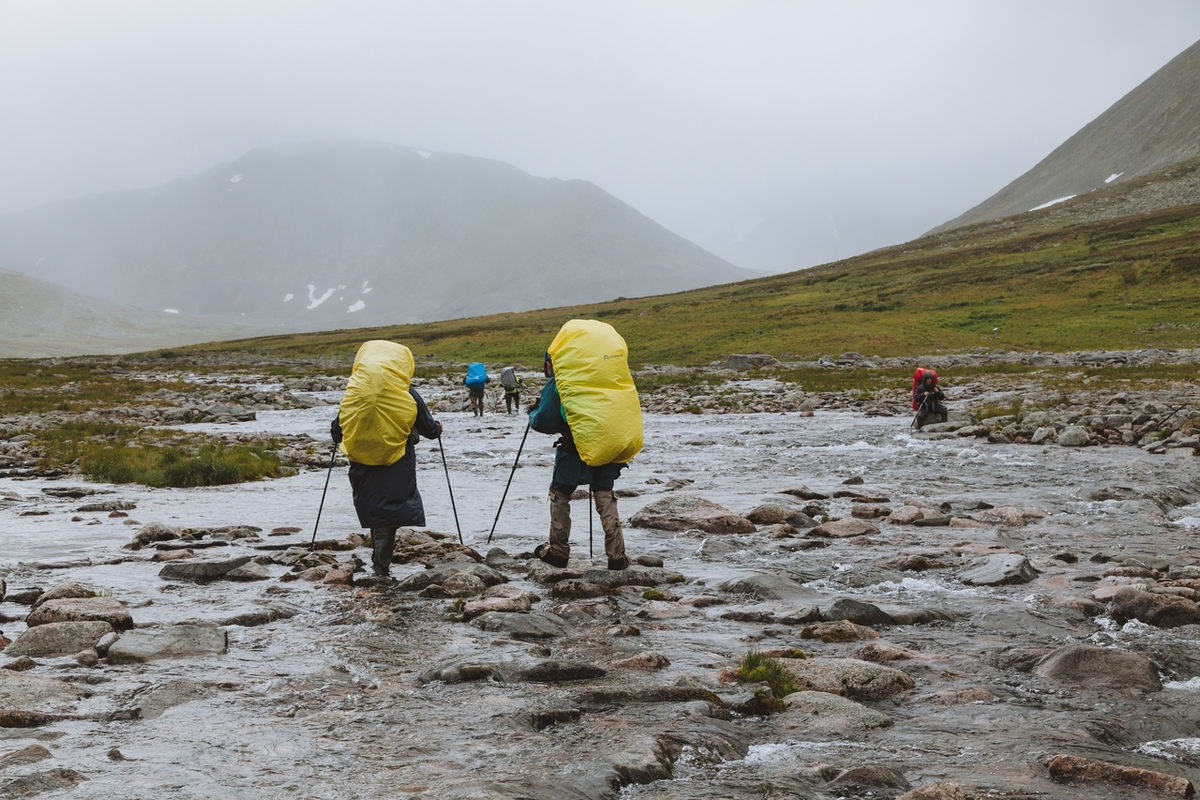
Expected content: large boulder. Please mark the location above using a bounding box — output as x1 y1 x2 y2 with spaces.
1108 587 1200 628
1035 644 1162 693
959 554 1039 586
780 657 915 701
781 690 894 731
0 669 82 713
629 495 756 533
106 624 229 664
24 598 133 630
4 621 114 658
471 610 570 639
158 556 254 583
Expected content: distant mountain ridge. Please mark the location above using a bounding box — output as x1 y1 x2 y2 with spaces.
934 39 1200 233
0 141 754 331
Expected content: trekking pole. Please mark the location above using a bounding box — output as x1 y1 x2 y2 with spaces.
910 395 929 429
588 490 594 560
308 447 337 550
438 432 463 545
487 422 531 544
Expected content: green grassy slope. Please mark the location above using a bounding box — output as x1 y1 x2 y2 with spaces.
180 197 1200 368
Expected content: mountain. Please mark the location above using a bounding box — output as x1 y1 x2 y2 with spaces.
0 141 755 332
934 39 1200 233
0 268 256 358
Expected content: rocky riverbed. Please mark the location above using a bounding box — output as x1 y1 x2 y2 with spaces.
1 357 1200 799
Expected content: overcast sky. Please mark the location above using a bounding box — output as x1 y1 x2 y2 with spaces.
3 1 1199 271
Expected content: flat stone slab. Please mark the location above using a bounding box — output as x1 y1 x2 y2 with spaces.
782 690 894 731
1035 644 1162 693
396 562 507 592
470 610 570 639
158 555 254 583
580 566 685 588
5 621 114 658
959 554 1039 586
0 670 82 713
24 598 133 630
106 624 229 664
780 657 915 702
807 519 879 538
629 494 756 533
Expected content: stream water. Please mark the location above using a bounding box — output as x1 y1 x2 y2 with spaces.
3 402 1200 798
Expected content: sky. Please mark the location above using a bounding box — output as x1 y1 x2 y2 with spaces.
3 1 1199 273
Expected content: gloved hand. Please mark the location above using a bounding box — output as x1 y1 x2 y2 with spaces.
330 418 343 445
527 399 540 413
436 421 444 438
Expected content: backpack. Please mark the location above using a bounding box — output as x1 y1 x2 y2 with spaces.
338 341 418 466
547 319 643 466
912 368 938 410
465 362 488 390
500 366 518 391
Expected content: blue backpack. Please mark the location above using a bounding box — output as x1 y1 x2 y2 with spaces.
465 362 488 390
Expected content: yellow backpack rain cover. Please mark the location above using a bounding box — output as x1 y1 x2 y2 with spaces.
548 319 643 466
338 340 418 466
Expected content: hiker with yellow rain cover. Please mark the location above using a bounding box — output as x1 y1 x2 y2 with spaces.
330 340 443 578
529 320 643 570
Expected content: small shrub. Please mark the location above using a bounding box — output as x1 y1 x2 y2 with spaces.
737 650 799 700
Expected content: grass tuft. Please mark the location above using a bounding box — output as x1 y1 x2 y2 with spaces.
737 650 799 700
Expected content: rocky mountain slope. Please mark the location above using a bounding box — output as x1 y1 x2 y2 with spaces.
0 141 754 332
934 38 1200 233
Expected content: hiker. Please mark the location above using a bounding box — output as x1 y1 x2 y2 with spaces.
330 340 443 578
913 370 948 429
500 366 524 414
464 362 489 416
528 320 644 571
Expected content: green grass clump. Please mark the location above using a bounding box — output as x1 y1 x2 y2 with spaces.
737 650 799 699
82 442 287 488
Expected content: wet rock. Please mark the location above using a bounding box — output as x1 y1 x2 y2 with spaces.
581 566 685 589
1057 426 1092 447
858 642 918 662
851 504 892 519
218 607 295 627
417 661 501 685
780 657 915 701
745 503 816 528
29 581 93 611
0 669 81 713
830 764 911 792
0 768 87 796
824 598 895 627
322 569 355 587
396 562 507 592
526 558 591 585
807 518 879 538
484 548 516 568
718 572 815 600
441 573 487 597
801 620 879 642
131 681 218 724
550 579 610 599
106 623 229 664
461 594 535 621
781 486 829 500
24 598 133 630
76 499 136 512
226 561 271 581
629 494 756 533
959 554 1039 586
471 610 570 639
2 657 37 672
611 652 670 671
123 521 181 550
158 555 254 583
972 506 1027 526
886 506 924 524
912 514 952 526
4 621 114 658
1035 644 1162 692
781 690 894 731
0 743 52 768
1108 587 1200 628
517 660 607 683
1047 754 1193 796
897 782 967 800
890 608 956 625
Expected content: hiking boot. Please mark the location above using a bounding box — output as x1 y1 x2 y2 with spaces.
534 542 569 569
370 527 397 577
607 555 630 571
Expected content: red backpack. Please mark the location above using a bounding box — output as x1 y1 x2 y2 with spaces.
912 368 938 410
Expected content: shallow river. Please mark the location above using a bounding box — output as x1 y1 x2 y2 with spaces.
3 405 1200 798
